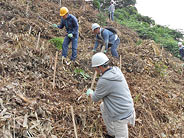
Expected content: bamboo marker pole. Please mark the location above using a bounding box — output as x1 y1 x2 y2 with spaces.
53 51 58 89
71 106 78 138
29 26 32 35
36 32 40 50
26 2 29 17
59 0 61 7
119 55 122 70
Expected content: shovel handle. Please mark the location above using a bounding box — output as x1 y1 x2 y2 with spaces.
90 46 105 89
90 71 97 89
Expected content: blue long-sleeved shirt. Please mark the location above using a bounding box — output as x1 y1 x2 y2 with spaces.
94 28 118 50
58 14 79 35
179 46 184 58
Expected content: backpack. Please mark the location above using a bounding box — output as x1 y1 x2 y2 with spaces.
101 26 120 37
104 27 118 34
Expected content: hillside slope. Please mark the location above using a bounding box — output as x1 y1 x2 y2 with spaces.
0 0 184 138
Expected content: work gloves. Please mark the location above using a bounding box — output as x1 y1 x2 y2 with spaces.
86 88 94 96
52 24 58 28
68 33 73 38
92 49 96 52
104 50 107 53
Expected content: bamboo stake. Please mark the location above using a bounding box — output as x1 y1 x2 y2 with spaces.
70 106 78 138
26 2 29 17
53 51 58 89
59 0 61 7
119 55 122 70
13 111 16 138
29 26 32 35
36 32 40 50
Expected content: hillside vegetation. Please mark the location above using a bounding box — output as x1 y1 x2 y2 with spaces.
0 0 184 138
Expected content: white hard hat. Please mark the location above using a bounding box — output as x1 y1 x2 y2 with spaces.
92 52 109 67
92 23 100 31
178 42 182 46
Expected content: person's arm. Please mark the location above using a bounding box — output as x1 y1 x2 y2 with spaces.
181 48 184 57
71 16 79 35
58 18 64 29
93 36 99 51
102 30 110 50
91 79 110 102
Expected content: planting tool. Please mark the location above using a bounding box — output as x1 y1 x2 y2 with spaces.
90 46 105 89
38 14 53 25
120 54 122 70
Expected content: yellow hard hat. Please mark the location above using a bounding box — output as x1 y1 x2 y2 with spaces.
60 7 68 16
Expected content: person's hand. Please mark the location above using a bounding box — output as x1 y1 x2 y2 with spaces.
104 49 107 53
68 33 73 38
86 88 94 96
92 49 96 52
52 24 58 28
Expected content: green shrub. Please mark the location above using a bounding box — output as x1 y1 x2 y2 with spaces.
97 12 107 26
93 0 100 10
49 37 64 50
136 39 142 46
114 7 183 58
154 62 168 77
74 68 90 80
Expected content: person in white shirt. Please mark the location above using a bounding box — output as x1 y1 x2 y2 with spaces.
108 1 115 21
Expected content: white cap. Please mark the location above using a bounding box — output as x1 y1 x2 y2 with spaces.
92 52 109 67
178 42 182 46
92 23 100 31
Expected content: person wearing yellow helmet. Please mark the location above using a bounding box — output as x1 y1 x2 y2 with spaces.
52 7 79 61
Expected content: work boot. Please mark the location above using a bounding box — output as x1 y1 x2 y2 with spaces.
61 56 66 64
62 56 71 65
103 133 115 138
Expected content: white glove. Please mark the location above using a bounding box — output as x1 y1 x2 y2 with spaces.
86 88 94 96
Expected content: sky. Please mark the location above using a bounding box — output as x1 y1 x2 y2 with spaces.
135 0 184 32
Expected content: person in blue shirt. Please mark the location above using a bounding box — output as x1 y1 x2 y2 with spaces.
91 23 120 58
52 7 79 62
178 42 184 61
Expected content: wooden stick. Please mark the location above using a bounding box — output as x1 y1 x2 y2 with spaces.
36 32 40 50
90 46 105 89
91 71 97 89
70 106 78 138
59 0 61 7
119 55 122 70
26 2 29 17
29 26 32 35
53 51 58 89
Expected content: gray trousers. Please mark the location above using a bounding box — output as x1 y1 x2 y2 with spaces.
100 103 135 138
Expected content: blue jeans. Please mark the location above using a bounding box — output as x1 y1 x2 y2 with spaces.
110 12 114 21
62 34 78 61
111 38 120 58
